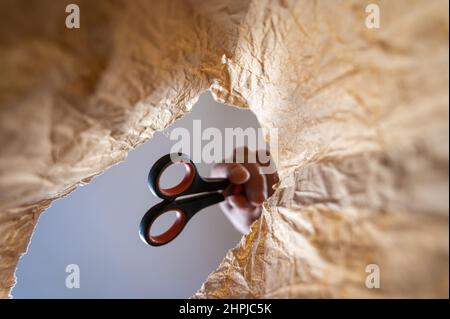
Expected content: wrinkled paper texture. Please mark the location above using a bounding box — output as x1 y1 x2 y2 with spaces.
0 0 448 298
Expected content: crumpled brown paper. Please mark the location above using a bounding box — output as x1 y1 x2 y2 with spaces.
0 0 448 298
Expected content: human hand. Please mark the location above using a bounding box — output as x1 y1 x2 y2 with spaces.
210 147 278 234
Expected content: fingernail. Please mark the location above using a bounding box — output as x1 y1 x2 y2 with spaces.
230 165 249 183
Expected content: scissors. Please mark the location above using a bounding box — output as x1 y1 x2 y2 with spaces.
139 153 242 246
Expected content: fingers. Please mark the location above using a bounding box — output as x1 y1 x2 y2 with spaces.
229 164 251 184
228 194 254 211
242 162 267 206
220 195 261 234
210 163 250 184
265 171 279 197
233 146 271 205
227 195 262 228
212 161 267 206
211 147 278 235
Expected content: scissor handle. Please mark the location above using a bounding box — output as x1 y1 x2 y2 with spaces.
141 153 244 246
148 153 230 200
139 192 225 246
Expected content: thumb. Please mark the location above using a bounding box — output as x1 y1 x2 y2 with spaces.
228 164 250 184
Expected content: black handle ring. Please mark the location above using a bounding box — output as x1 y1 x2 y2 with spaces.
139 201 188 246
148 153 197 200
